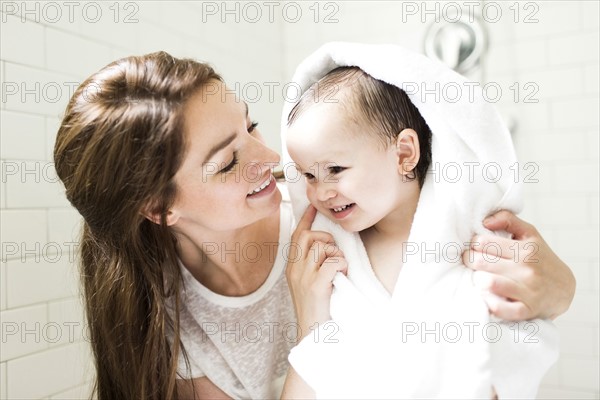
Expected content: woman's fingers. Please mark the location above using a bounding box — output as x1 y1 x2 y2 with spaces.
472 270 522 300
469 234 518 261
463 248 515 276
467 210 576 320
483 210 536 241
481 292 532 321
472 268 535 320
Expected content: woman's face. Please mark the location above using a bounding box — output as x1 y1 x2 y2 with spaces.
169 81 282 233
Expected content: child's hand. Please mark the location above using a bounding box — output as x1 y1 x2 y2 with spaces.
285 205 348 341
463 210 575 321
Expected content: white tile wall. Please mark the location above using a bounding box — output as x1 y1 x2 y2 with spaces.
3 63 74 117
48 380 94 400
0 362 6 400
1 1 597 399
508 7 599 388
0 262 6 310
6 342 93 399
583 0 600 29
1 60 5 110
480 4 600 392
0 161 6 210
46 298 86 346
1 209 47 251
45 117 61 161
560 356 600 391
45 29 113 79
6 256 77 308
0 304 48 362
0 15 45 67
0 111 47 160
4 161 68 208
559 324 599 357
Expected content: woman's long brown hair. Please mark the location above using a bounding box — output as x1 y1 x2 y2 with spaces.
54 52 221 399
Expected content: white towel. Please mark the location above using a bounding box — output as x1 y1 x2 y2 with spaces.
281 42 558 399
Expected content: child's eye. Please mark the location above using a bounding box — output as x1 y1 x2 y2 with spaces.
248 121 258 134
329 166 346 174
220 152 238 173
304 172 316 181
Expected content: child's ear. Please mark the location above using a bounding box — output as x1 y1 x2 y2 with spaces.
141 205 180 226
395 128 420 176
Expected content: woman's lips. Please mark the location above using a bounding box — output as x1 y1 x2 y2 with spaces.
247 175 276 198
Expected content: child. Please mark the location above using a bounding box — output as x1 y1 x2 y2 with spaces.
283 59 558 399
286 66 432 296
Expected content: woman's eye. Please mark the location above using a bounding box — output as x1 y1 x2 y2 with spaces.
248 121 258 134
220 152 238 173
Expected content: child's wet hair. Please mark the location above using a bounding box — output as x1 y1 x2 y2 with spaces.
287 66 432 188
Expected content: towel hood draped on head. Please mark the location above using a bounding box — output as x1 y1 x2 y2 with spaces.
280 42 558 399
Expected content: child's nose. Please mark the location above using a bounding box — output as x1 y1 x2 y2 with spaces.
315 183 336 202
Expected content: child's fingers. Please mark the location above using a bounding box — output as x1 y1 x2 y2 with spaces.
307 242 344 269
296 231 335 256
323 243 344 259
317 257 348 286
287 227 334 263
291 205 317 240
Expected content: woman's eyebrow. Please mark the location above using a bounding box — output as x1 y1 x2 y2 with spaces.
202 101 249 164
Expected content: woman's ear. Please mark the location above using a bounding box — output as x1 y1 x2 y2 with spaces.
395 128 421 176
141 206 180 226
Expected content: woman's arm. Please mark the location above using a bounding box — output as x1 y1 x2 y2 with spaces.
464 210 576 321
281 367 316 399
176 377 232 400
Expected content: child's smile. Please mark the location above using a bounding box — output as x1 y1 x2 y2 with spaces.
286 100 420 234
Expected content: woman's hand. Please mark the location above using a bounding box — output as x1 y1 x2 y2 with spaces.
463 210 575 321
285 205 348 340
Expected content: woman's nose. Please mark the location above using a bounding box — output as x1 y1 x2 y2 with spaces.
246 137 281 181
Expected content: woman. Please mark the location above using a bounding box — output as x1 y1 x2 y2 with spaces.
54 52 574 399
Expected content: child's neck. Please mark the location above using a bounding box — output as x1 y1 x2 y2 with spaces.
359 190 420 294
364 187 419 239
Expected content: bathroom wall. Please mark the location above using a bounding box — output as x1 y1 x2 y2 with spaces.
0 2 283 398
1 1 598 399
501 2 599 397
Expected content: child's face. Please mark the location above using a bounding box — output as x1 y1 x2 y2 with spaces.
287 102 420 233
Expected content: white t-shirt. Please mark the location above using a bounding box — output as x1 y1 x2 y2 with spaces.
170 200 296 399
